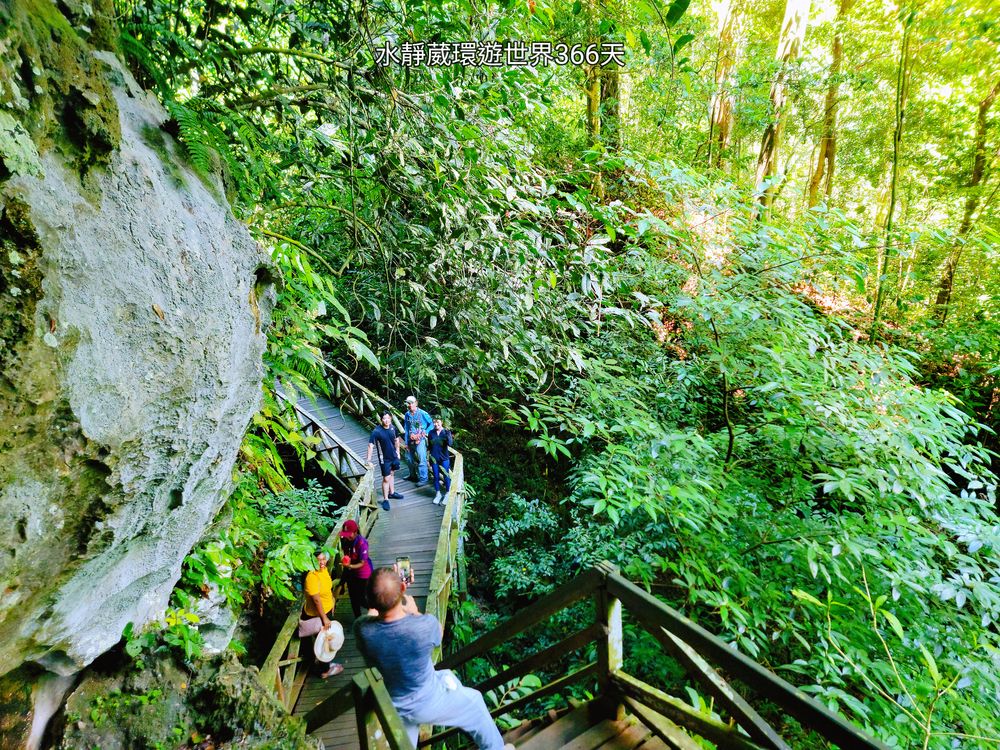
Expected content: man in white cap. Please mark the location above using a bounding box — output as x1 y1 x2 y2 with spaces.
403 395 433 486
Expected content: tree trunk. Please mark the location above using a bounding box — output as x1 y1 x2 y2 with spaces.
584 0 603 198
601 65 621 152
707 0 742 169
807 0 851 206
870 9 913 342
933 76 1000 321
754 0 810 213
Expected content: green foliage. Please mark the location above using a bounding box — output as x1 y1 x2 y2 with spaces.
87 688 163 729
178 476 330 611
123 611 204 669
484 673 544 730
115 0 1000 745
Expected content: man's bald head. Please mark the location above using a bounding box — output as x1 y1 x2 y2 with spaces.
367 567 404 614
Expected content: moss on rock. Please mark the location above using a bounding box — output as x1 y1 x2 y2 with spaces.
58 651 317 750
0 0 121 173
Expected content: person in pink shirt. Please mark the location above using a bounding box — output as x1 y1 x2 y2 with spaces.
339 519 374 617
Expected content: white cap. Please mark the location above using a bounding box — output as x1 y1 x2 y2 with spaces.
405 395 417 404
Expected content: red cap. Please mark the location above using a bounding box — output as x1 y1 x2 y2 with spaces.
340 519 360 537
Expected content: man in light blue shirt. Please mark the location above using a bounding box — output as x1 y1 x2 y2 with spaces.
403 395 433 486
354 568 510 750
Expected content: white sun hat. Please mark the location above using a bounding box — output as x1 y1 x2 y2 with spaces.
313 621 345 663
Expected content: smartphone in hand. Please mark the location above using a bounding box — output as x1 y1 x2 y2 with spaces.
396 556 413 584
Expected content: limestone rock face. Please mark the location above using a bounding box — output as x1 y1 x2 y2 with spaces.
0 0 274 693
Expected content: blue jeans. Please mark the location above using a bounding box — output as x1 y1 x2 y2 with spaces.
405 439 429 483
431 457 451 494
395 671 504 750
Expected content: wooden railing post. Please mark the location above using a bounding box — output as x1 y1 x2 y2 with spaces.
594 561 623 718
353 670 415 750
352 673 376 750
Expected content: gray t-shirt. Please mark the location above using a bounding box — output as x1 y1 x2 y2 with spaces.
354 613 442 705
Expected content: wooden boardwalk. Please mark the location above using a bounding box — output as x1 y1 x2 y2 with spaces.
292 394 446 749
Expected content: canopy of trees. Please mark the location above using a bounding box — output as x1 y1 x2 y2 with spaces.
114 0 999 747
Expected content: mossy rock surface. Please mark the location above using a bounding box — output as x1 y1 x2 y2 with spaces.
0 6 275 748
59 652 317 750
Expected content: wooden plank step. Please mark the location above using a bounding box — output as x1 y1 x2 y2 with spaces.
561 721 624 750
596 721 653 750
515 704 599 750
623 698 703 750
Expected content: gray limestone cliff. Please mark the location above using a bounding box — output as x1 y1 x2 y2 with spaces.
0 0 274 742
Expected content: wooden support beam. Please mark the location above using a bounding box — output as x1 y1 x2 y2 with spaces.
644 619 790 750
594 562 623 709
623 696 706 750
605 574 889 750
260 607 301 688
611 671 763 750
369 671 417 750
437 568 602 670
288 666 309 714
281 638 301 710
473 622 602 694
353 673 375 750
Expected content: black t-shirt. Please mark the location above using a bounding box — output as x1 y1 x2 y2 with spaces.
369 425 399 462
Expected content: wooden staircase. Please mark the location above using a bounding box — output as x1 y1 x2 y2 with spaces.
267 366 888 750
294 563 888 750
503 700 699 750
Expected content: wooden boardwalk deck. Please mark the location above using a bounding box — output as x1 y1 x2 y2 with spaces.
292 394 446 749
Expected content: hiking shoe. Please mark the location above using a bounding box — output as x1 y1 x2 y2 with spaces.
388 491 404 500
432 492 442 504
381 500 391 511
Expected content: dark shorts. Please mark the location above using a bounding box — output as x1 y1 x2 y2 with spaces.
379 459 400 477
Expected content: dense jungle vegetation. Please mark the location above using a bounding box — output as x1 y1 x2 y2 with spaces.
112 0 998 747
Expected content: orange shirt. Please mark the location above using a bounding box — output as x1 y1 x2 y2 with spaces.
304 568 334 616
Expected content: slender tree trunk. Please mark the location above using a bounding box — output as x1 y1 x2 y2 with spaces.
708 0 742 169
933 76 1000 321
754 0 810 214
808 0 850 206
870 9 913 342
601 64 621 152
584 0 603 198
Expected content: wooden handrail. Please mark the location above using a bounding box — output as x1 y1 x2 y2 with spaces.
348 670 416 750
472 622 602 694
421 564 886 750
611 671 764 750
303 683 355 732
604 574 889 750
436 567 602 670
320 360 405 433
275 388 368 473
424 451 464 659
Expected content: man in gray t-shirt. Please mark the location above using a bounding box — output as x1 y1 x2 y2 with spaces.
354 568 510 750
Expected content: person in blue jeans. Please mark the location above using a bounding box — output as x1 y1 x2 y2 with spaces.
403 395 433 486
427 416 453 505
354 568 512 750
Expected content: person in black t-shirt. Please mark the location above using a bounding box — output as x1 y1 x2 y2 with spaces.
427 416 453 505
366 411 405 510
